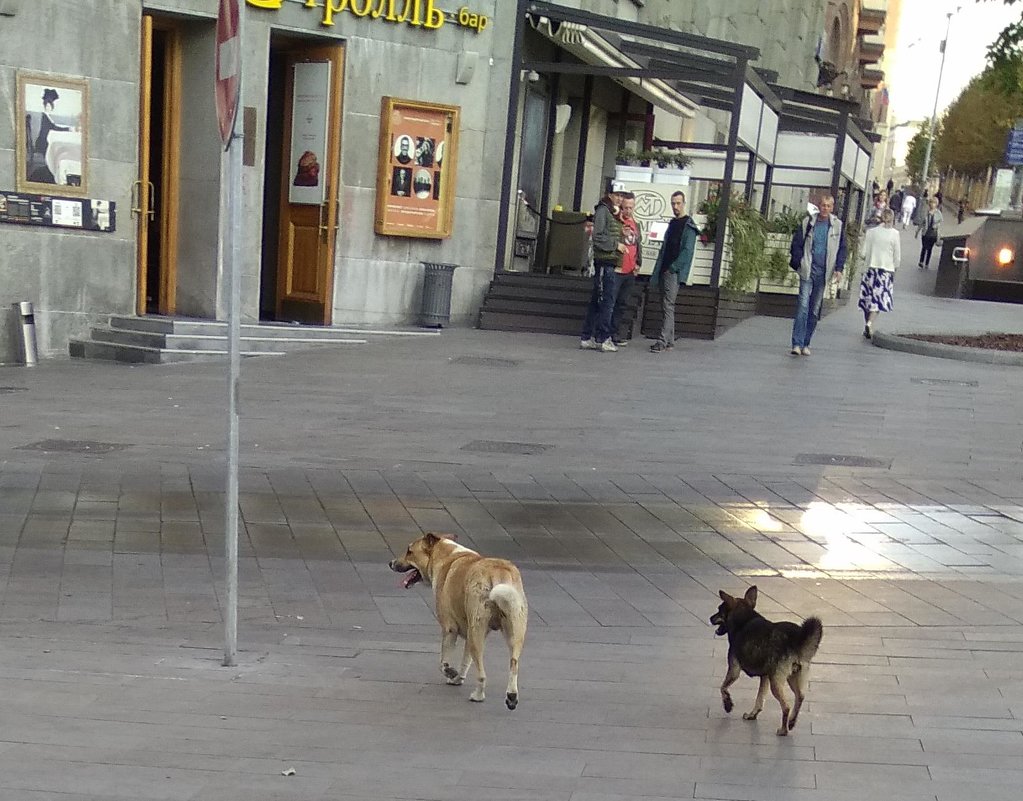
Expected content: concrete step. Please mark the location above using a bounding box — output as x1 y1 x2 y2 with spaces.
108 315 439 339
68 339 285 364
91 327 367 352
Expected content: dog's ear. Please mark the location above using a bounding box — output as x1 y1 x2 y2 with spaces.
424 533 440 548
718 590 736 605
744 585 758 607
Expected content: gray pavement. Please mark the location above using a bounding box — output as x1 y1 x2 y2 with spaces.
2 226 1023 800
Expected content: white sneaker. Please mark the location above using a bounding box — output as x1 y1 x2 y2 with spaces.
600 339 618 352
580 338 596 350
790 347 801 356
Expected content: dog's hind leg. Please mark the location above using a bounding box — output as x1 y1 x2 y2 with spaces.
501 617 525 710
441 628 460 682
743 676 769 720
465 624 487 703
769 675 792 736
720 655 741 714
787 665 808 731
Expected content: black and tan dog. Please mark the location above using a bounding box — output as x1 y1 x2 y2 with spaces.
709 586 823 736
389 533 528 710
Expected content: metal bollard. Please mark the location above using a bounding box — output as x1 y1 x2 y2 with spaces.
16 302 38 366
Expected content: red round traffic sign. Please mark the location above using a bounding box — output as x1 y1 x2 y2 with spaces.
215 0 240 147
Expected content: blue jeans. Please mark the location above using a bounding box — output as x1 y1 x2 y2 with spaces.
610 271 636 343
581 260 617 343
791 273 826 349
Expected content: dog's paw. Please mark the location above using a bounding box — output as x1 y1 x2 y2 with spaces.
469 689 485 702
742 711 759 720
442 664 459 680
446 675 464 686
722 693 733 714
505 692 518 710
776 725 789 737
788 717 798 731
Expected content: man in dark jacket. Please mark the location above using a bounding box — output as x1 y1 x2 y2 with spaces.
649 190 700 353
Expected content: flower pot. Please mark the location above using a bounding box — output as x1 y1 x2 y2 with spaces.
614 164 653 183
652 165 690 185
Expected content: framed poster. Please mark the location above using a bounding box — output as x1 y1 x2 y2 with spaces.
288 61 331 205
16 72 89 196
375 97 460 239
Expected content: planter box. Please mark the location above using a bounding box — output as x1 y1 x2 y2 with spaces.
615 164 653 183
652 165 690 185
641 285 756 340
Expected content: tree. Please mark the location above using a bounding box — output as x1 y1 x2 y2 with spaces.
980 1 1023 70
936 70 1023 176
905 123 935 185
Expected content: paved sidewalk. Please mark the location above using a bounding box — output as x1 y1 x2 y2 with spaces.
1 229 1022 800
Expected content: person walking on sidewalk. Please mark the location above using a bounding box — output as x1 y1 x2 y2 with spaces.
649 190 699 353
901 190 917 229
789 194 847 356
857 208 900 340
610 192 642 347
580 185 625 352
918 196 942 269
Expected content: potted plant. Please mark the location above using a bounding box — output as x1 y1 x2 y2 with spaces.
614 147 653 183
652 149 692 185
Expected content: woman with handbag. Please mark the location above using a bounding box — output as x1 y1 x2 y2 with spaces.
858 208 900 339
918 196 942 269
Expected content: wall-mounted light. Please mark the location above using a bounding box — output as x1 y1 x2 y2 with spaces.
997 247 1015 267
0 0 26 17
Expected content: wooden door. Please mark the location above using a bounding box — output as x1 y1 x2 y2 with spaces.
275 44 344 325
135 16 181 316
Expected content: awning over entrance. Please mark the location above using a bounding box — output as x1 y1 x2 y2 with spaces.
496 1 876 282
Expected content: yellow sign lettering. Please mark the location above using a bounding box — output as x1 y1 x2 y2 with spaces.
246 0 284 8
457 6 488 33
322 0 347 26
424 0 444 29
396 0 422 26
371 0 397 19
349 0 373 16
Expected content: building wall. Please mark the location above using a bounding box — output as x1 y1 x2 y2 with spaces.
0 0 514 359
641 0 828 90
0 0 140 362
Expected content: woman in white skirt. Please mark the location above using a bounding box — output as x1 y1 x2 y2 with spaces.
857 208 901 339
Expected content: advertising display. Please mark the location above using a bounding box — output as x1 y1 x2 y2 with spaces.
375 97 459 239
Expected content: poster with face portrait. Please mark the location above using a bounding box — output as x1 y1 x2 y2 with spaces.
16 72 89 196
375 97 460 239
288 61 331 205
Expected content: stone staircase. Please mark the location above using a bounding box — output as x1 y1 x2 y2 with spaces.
69 315 438 364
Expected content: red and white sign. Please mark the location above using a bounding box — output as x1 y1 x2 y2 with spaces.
215 0 240 147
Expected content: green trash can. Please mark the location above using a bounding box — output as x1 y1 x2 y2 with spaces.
420 262 458 327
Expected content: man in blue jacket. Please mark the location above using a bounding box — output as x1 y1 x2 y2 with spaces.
649 190 700 353
789 195 846 356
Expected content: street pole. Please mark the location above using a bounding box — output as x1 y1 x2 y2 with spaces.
218 0 244 669
920 9 956 191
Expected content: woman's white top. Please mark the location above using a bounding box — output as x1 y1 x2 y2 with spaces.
860 225 901 273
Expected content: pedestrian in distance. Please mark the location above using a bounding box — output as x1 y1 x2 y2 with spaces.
957 198 967 225
858 208 900 340
789 194 847 356
918 196 942 269
580 184 625 352
610 192 642 347
648 190 700 353
900 190 917 229
865 190 887 229
889 187 904 220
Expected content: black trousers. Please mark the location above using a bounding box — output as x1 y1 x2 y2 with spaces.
919 236 937 266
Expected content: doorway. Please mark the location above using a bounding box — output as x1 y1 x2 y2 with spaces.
260 40 344 324
136 15 181 316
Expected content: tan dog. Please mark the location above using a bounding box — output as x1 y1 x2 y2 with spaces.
388 533 528 710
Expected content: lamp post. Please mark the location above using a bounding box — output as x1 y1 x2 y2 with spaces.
920 8 958 191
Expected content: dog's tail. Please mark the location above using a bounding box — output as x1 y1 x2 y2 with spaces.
489 583 527 621
797 616 823 663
